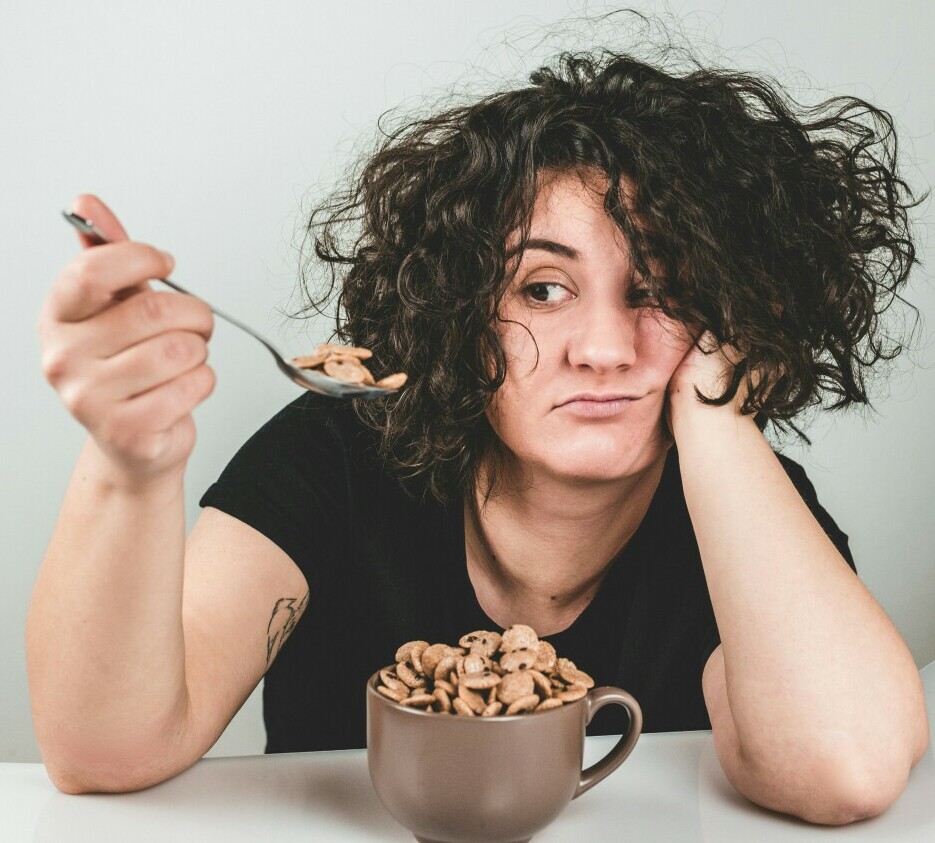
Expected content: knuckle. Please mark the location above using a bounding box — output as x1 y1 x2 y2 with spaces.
162 331 200 364
62 384 91 419
199 303 215 338
41 347 70 384
142 243 173 279
203 364 217 393
139 292 169 326
194 364 216 399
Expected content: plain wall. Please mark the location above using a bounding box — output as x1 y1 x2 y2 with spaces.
2 0 933 761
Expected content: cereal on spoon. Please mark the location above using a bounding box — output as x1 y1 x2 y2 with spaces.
291 343 408 389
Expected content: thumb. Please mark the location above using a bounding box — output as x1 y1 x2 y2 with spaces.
68 193 130 248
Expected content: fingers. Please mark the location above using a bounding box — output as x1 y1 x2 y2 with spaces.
47 241 175 323
50 291 215 362
90 329 212 408
52 329 212 434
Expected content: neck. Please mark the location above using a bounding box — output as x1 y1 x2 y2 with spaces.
464 446 669 635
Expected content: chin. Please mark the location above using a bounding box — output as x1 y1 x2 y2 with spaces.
539 450 650 483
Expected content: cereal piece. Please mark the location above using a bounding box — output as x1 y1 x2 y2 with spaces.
452 697 476 716
395 661 424 689
409 642 429 675
534 698 564 712
487 684 498 705
500 647 538 673
434 655 457 682
555 683 588 703
557 658 595 689
401 693 435 707
420 643 449 678
505 694 540 715
377 684 408 703
314 343 373 360
395 640 430 666
497 671 535 705
434 678 456 696
533 641 557 673
458 683 488 715
528 669 553 698
457 653 490 678
379 668 405 692
291 351 328 369
432 687 452 713
481 701 504 717
376 372 407 389
458 630 502 657
324 357 368 384
500 624 539 653
460 670 500 691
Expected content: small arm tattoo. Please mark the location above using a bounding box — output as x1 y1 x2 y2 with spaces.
266 591 309 668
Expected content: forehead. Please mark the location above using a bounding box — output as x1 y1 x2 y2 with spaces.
505 168 637 260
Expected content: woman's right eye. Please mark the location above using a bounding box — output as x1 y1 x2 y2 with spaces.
520 281 573 305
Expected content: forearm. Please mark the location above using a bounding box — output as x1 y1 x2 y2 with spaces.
26 435 190 790
674 412 928 785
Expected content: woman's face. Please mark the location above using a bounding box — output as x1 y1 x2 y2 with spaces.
487 168 695 483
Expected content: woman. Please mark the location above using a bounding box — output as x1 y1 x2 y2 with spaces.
29 46 927 824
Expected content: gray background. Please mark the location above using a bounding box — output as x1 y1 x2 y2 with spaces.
2 0 933 762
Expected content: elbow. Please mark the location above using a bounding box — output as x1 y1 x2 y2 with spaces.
44 759 129 795
728 729 919 826
44 757 170 795
759 740 915 826
795 770 908 826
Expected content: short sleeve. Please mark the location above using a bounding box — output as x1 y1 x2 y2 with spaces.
699 453 857 671
775 453 858 576
197 393 352 596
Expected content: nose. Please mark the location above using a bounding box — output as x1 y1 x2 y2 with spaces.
566 297 639 373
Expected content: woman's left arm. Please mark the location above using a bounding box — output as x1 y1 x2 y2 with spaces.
668 333 930 825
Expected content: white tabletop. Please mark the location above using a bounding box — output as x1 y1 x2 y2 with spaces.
3 662 934 842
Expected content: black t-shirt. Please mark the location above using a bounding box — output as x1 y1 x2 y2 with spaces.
198 391 857 753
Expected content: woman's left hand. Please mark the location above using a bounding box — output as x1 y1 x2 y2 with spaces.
664 329 755 437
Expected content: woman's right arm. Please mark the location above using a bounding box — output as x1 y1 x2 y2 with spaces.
27 195 309 793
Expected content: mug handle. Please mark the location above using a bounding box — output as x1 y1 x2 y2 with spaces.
573 686 643 799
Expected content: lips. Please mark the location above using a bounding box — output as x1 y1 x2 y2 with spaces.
556 395 640 419
556 393 640 407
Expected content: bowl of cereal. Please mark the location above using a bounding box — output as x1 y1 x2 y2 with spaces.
366 624 642 843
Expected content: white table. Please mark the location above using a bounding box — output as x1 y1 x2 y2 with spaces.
3 662 933 842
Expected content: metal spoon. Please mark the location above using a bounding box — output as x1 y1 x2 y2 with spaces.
62 211 396 399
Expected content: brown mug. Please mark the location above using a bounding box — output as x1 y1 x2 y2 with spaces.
366 670 643 843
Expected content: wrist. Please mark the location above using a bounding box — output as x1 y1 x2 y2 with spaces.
80 436 186 501
671 404 759 448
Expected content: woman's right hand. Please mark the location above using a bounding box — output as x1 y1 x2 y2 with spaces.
38 195 216 490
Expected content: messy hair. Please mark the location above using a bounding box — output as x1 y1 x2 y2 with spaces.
291 26 924 507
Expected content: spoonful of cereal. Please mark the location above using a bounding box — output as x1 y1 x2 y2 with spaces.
62 211 406 399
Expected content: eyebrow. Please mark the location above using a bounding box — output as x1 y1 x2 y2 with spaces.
507 237 580 261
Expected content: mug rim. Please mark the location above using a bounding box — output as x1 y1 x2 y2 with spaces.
366 667 591 721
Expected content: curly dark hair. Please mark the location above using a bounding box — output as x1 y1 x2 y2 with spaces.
289 24 925 507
